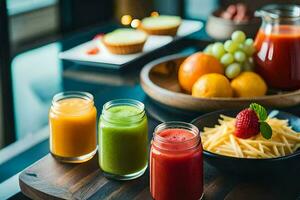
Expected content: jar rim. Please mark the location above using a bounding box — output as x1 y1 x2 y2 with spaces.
103 99 144 115
256 4 300 21
51 91 94 114
153 121 200 151
102 99 145 123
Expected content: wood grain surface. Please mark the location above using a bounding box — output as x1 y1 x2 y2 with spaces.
140 54 300 112
19 153 300 200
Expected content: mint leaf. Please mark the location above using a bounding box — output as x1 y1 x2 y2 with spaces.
250 103 268 121
260 122 272 139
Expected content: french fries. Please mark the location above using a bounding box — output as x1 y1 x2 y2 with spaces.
201 115 300 158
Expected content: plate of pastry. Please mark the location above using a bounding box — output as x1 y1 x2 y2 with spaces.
59 16 203 69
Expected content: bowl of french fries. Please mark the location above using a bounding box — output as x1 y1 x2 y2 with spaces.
192 106 300 175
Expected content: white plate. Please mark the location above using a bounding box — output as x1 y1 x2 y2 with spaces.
59 20 203 69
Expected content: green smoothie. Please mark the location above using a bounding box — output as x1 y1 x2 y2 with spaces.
99 104 148 177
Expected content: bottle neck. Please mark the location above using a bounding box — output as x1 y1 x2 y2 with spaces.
51 91 94 116
152 122 200 152
101 99 145 124
257 4 300 26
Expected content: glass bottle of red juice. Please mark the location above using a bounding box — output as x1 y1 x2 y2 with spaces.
254 4 300 90
150 122 203 200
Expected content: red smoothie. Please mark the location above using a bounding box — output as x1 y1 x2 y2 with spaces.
254 25 300 89
150 123 203 200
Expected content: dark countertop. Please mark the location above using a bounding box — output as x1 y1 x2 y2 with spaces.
0 21 300 200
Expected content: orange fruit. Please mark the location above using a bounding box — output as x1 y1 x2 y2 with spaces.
231 72 267 97
178 52 224 93
192 73 233 98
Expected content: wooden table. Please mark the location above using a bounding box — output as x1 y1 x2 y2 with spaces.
19 153 300 200
4 20 299 200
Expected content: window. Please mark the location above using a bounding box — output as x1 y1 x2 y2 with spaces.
7 0 58 15
7 0 59 51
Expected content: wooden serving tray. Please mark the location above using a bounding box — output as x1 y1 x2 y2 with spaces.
140 54 300 112
19 154 299 199
19 154 150 200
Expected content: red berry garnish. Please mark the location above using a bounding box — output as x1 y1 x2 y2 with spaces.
235 103 273 140
235 108 260 139
86 47 99 55
93 34 104 40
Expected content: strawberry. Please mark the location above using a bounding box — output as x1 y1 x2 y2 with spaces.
234 103 273 139
235 109 259 139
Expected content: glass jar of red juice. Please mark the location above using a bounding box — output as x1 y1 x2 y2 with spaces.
254 5 300 90
150 122 203 200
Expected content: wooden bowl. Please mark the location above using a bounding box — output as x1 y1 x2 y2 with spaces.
140 54 300 112
206 9 260 40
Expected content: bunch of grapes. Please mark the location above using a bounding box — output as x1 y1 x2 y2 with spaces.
204 31 256 79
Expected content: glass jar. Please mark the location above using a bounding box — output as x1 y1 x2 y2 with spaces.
254 4 300 89
49 91 97 163
150 122 203 200
99 99 148 180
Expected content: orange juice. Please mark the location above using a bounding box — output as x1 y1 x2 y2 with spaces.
49 92 97 163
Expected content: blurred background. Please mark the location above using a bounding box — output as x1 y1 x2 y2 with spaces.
0 0 298 149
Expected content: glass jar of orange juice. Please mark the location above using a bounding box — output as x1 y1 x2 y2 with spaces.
49 91 97 163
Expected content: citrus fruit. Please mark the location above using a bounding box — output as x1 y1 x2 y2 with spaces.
178 53 224 93
192 73 233 98
231 72 267 97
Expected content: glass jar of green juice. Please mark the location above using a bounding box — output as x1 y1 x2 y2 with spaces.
99 99 148 180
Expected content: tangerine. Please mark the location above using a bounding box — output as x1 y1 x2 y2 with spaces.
231 72 267 97
192 73 233 98
178 53 224 93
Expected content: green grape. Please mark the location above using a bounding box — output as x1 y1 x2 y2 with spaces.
242 57 255 71
238 38 256 55
212 42 225 59
234 51 246 62
248 57 254 64
203 44 213 54
225 63 241 79
243 44 256 56
243 60 254 71
238 43 244 51
245 38 254 46
224 40 238 53
221 53 234 66
231 31 246 43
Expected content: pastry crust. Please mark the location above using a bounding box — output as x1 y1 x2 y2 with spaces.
139 25 180 36
140 15 181 36
102 39 146 54
102 29 147 54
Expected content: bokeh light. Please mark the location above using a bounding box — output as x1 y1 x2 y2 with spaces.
131 19 141 28
151 11 159 17
121 15 132 25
